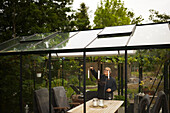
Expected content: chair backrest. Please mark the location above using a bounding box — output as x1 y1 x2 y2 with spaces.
34 88 54 113
70 85 80 94
139 94 150 113
76 86 84 93
150 91 169 113
52 86 70 108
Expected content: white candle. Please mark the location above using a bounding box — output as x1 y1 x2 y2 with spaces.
37 73 41 78
108 71 110 79
88 68 90 79
98 70 100 80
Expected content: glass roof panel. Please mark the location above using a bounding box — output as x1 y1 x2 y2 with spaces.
53 29 102 50
20 33 53 42
4 41 38 52
98 24 135 38
1 23 169 54
29 32 78 51
87 36 130 48
0 37 21 51
128 23 170 46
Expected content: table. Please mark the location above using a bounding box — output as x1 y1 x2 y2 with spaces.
67 99 124 113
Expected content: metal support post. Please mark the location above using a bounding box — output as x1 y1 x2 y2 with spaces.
125 50 127 113
20 54 23 113
83 52 86 113
48 53 52 113
121 63 123 96
118 63 120 95
62 58 64 86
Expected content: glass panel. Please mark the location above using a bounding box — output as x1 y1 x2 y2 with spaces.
4 42 38 52
53 29 102 50
128 23 170 46
29 32 78 50
21 33 53 42
98 24 135 37
87 36 130 48
0 37 21 51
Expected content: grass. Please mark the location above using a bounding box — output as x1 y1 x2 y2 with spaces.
88 88 97 91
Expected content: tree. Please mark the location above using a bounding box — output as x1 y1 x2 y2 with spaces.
147 9 170 74
127 11 144 24
74 2 91 30
93 0 144 28
93 0 131 28
149 9 170 22
0 0 74 43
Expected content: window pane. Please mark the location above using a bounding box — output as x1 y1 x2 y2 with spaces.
98 24 135 38
128 23 170 46
31 32 78 50
87 36 130 48
53 29 102 50
0 37 21 51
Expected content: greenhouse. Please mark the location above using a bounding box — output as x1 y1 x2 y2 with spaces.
0 22 170 113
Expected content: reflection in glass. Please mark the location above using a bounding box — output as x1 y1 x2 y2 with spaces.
128 23 170 46
30 32 78 50
0 37 21 51
54 29 102 50
1 33 54 52
5 42 38 51
21 33 53 42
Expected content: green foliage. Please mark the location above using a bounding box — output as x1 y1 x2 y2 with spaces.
74 3 91 30
93 0 131 28
0 56 20 112
134 49 170 72
0 0 74 43
93 0 144 28
149 9 170 22
0 54 48 112
68 75 79 85
127 11 144 24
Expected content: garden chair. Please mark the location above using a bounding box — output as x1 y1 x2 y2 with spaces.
34 88 55 113
138 94 150 113
76 86 97 101
76 86 84 93
150 91 169 113
52 86 80 113
70 84 81 94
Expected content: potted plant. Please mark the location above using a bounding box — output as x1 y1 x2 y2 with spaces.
143 86 156 95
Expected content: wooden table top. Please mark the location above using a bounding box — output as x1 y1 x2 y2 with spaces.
67 99 124 113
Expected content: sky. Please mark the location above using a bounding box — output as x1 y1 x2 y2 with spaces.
72 0 170 26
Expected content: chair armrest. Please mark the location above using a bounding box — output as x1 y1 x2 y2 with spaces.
69 102 81 105
53 107 69 110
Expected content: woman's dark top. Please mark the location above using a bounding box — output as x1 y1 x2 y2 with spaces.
90 69 117 99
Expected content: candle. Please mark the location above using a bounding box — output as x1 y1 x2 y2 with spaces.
98 70 100 80
88 68 90 79
108 71 110 79
37 73 42 78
